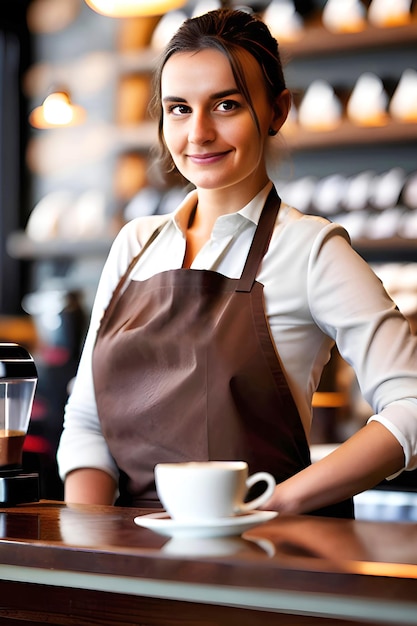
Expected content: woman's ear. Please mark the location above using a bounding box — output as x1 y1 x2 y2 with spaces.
270 88 292 133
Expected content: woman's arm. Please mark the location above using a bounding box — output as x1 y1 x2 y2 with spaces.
57 226 137 499
265 420 404 514
64 468 117 505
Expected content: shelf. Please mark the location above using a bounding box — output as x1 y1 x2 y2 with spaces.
282 119 417 151
354 236 417 262
280 14 417 59
7 231 113 260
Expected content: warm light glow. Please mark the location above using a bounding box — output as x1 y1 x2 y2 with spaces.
85 0 187 17
29 91 86 129
43 92 73 124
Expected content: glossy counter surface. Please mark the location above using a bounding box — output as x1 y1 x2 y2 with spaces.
0 501 416 625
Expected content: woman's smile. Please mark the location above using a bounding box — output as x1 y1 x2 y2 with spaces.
187 150 232 164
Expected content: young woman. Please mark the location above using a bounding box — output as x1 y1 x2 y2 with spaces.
57 9 417 516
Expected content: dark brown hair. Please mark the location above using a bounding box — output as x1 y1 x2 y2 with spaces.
149 8 287 173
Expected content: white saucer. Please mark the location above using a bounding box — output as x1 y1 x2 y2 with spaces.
133 510 277 538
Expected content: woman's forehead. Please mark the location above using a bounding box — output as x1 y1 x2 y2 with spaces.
161 47 263 96
162 49 232 79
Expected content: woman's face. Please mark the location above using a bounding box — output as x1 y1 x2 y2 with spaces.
160 48 286 198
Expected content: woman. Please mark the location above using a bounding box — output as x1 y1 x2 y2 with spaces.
57 9 417 516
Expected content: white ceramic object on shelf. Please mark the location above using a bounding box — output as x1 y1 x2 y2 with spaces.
368 167 406 211
26 190 75 242
313 174 348 216
389 69 417 123
344 170 376 212
263 0 304 43
368 0 412 28
347 72 389 126
322 0 367 33
279 176 317 214
298 80 342 131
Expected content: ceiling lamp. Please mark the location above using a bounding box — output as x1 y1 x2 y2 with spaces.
29 90 86 129
85 0 187 17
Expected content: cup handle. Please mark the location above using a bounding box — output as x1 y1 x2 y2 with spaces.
237 472 276 513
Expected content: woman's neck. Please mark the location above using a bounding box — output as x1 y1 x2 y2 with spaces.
182 179 270 268
194 177 270 225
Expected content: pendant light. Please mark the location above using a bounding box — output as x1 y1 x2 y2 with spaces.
29 89 86 129
85 0 187 17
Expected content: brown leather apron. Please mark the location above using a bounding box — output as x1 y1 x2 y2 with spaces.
93 187 353 518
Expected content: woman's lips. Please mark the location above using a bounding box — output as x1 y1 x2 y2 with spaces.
187 151 230 164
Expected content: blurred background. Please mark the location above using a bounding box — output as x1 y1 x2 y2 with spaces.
0 0 416 506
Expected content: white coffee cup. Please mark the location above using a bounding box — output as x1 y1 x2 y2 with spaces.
154 461 276 522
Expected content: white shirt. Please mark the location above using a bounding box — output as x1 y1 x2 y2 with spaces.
57 184 417 483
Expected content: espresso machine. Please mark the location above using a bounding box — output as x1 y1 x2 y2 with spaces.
0 343 39 506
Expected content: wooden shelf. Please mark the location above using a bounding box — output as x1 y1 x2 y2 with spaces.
280 14 417 59
282 119 417 151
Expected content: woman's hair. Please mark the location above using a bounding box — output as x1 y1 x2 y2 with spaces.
150 8 287 174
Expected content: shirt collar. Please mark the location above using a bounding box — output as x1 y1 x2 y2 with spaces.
172 181 273 236
239 181 273 225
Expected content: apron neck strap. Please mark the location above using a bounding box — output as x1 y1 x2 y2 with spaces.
236 186 281 292
114 186 280 299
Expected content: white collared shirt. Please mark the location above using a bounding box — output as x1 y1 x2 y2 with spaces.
57 183 417 482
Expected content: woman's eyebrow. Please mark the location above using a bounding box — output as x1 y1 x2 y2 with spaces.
162 88 240 104
162 96 187 104
211 88 241 99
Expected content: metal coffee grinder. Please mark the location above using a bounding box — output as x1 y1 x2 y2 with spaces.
0 343 39 506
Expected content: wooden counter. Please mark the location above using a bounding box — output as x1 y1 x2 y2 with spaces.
0 501 416 625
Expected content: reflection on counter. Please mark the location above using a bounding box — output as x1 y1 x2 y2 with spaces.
0 512 40 540
161 534 276 558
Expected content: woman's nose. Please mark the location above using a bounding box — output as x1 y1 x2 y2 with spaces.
188 111 215 144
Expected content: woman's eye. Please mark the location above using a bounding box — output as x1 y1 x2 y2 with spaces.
168 104 190 116
216 100 240 112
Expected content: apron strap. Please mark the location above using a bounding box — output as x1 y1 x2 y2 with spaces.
121 224 167 293
236 186 281 293
97 223 167 338
111 185 280 305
